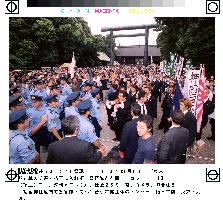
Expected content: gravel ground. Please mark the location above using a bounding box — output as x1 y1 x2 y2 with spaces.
100 98 215 164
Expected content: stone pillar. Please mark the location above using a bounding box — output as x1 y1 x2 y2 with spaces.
144 27 149 66
110 30 114 66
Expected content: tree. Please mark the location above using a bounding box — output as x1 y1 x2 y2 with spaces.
155 17 215 75
9 17 111 70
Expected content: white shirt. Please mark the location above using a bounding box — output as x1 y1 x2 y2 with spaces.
137 101 147 115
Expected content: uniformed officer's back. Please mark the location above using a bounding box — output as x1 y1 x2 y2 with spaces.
9 109 39 164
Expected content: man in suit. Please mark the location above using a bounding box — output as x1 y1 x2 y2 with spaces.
180 98 197 147
127 84 138 105
47 116 105 164
158 86 174 133
196 87 215 141
144 85 157 119
119 104 141 163
136 91 148 115
113 90 131 141
156 109 189 164
106 84 119 128
152 74 162 102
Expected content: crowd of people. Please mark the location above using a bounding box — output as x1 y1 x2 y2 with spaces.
9 64 215 164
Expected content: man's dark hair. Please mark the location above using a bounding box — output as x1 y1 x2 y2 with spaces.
61 115 80 135
98 149 123 164
170 109 184 125
138 91 146 100
131 103 141 117
138 114 153 129
78 108 90 115
118 90 128 98
131 84 138 91
111 84 119 91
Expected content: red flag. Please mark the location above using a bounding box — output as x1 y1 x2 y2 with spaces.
196 64 205 133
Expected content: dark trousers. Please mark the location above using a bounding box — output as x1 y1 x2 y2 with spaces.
154 92 162 103
196 121 208 141
209 118 215 139
31 126 51 152
106 108 114 126
49 129 63 143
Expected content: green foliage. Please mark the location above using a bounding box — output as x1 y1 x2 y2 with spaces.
9 17 110 70
155 17 215 75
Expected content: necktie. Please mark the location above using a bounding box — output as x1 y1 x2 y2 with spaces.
142 104 146 114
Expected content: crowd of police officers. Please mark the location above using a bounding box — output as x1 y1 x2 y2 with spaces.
9 65 215 164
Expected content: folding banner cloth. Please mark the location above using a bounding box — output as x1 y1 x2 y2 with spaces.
69 52 76 79
186 69 200 115
195 65 205 132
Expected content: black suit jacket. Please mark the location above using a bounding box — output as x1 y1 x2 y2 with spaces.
127 92 137 104
116 100 131 123
156 127 189 164
181 111 197 147
152 80 162 96
145 95 157 118
161 92 173 118
107 91 118 101
201 99 214 128
46 137 101 164
120 118 139 163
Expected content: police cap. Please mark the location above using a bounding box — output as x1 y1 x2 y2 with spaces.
44 94 58 103
9 95 24 107
30 95 42 101
33 78 43 85
66 91 80 102
91 88 100 95
50 84 60 90
9 109 27 124
76 99 92 110
84 81 94 87
60 76 67 81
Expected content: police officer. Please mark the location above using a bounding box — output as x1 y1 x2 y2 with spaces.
65 91 81 117
9 109 40 164
45 95 63 141
29 79 48 101
90 88 102 137
26 95 49 152
50 84 67 118
90 88 101 123
22 79 32 101
60 76 72 98
9 95 25 113
76 99 104 149
83 81 93 100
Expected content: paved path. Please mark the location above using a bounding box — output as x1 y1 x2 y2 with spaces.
100 100 215 164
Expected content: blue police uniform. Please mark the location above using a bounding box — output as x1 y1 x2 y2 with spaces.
9 130 38 164
76 100 98 143
26 104 47 129
65 91 80 117
90 88 101 123
57 94 67 113
46 107 61 132
9 109 38 164
29 88 48 100
61 83 72 97
83 91 92 100
65 106 79 117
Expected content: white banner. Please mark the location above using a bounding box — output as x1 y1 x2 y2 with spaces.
69 52 76 79
187 70 200 115
159 61 164 72
175 57 184 81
